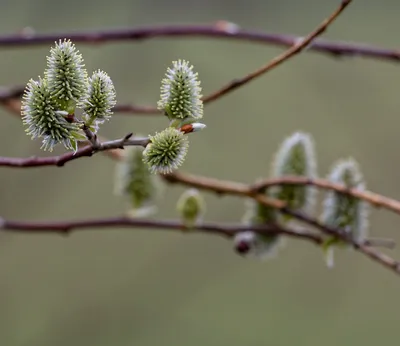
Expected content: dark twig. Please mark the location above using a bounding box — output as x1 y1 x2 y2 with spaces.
0 134 149 167
1 23 399 63
0 215 393 250
0 215 320 242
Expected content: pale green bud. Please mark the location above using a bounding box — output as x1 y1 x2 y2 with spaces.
80 70 116 130
21 77 85 152
233 230 283 260
142 127 189 174
320 158 369 267
177 188 205 229
270 132 317 216
45 39 88 109
115 145 161 217
157 59 203 121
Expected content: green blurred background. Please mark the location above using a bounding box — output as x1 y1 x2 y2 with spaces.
0 0 399 345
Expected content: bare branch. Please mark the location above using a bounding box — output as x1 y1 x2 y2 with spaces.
0 135 149 168
0 215 321 242
1 22 398 63
251 176 400 217
203 0 353 103
0 215 393 251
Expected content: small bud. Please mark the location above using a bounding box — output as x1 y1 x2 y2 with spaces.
45 39 88 108
320 158 369 268
270 132 317 216
142 127 189 174
21 77 85 152
157 59 203 120
80 70 116 131
177 188 205 229
180 122 207 134
169 116 206 129
233 231 282 260
114 145 162 217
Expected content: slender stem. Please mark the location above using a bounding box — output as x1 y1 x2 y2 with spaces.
0 215 393 249
203 0 353 103
0 134 149 167
0 215 320 242
1 23 398 64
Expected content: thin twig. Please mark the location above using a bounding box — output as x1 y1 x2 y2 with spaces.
0 215 392 250
203 0 353 103
0 134 149 167
251 176 400 217
1 23 399 63
0 87 159 115
0 215 320 242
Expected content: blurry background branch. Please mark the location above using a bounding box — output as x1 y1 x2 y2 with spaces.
2 22 400 62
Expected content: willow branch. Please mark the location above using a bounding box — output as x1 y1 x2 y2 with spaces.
2 21 399 63
203 0 353 103
251 176 400 217
0 215 393 251
0 134 149 167
162 171 400 275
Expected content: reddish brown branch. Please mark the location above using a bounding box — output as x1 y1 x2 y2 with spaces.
251 176 400 217
163 171 400 275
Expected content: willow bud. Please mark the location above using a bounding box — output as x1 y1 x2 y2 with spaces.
45 39 88 111
233 230 282 260
177 188 205 229
142 127 189 174
80 70 116 131
115 145 161 217
157 59 203 121
320 158 369 267
21 77 85 152
270 132 317 216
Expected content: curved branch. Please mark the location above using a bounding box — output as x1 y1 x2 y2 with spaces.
1 23 399 63
203 0 353 103
251 176 400 217
162 171 400 275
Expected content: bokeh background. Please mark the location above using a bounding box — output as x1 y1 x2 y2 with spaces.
0 0 399 345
